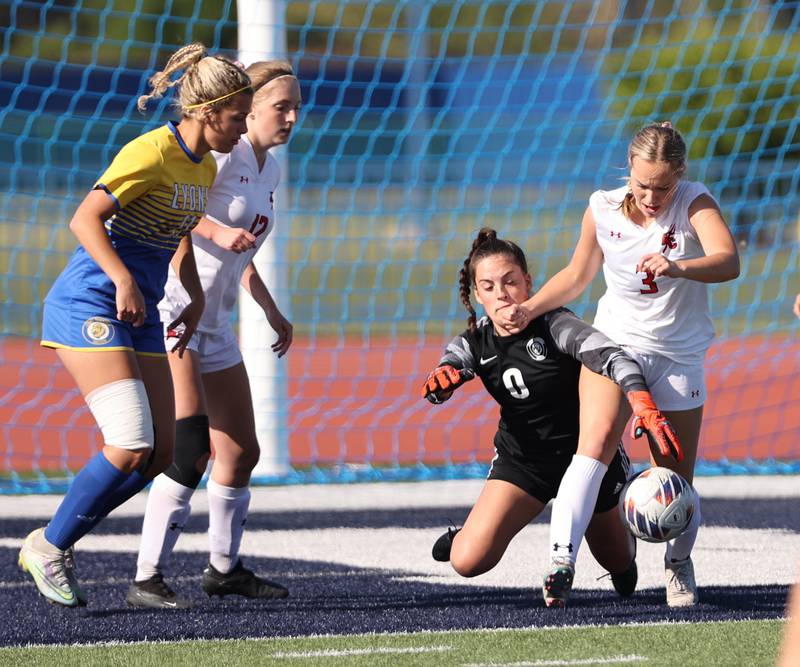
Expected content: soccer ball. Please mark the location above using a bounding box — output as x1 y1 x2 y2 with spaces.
619 467 695 543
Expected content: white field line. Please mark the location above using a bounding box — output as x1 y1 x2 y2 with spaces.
3 524 796 589
3 475 799 518
0 620 778 650
463 656 647 666
271 645 452 658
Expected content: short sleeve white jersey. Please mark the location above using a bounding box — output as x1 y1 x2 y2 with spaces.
591 180 715 365
159 134 280 334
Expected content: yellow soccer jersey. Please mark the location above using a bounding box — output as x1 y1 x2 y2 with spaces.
95 121 217 251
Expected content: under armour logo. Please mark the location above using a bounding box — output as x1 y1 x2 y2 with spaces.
552 542 574 553
240 176 249 183
610 231 621 239
691 390 700 398
661 223 677 253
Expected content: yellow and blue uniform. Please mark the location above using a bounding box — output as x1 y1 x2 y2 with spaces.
42 122 216 354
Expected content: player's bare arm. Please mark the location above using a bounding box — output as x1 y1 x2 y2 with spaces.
241 261 293 356
636 194 739 282
193 215 256 254
69 188 146 326
167 235 205 356
497 206 603 333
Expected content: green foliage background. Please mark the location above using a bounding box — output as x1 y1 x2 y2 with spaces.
3 0 799 161
1 1 798 338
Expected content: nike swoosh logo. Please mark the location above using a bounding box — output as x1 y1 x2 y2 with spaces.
479 355 497 365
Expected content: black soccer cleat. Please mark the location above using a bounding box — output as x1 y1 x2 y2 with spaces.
610 557 638 598
432 526 461 562
201 560 289 600
126 573 192 609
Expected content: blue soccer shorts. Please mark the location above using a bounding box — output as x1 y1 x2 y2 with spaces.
41 303 166 356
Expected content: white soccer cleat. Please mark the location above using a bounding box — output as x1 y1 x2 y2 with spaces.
542 559 575 609
665 556 699 607
18 528 82 607
63 546 89 606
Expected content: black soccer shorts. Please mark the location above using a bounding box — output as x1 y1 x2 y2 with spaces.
487 444 630 513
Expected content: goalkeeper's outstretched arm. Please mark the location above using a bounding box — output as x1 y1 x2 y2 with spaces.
420 333 477 404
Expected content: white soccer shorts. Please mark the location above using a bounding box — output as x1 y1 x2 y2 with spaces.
622 346 706 412
164 325 243 375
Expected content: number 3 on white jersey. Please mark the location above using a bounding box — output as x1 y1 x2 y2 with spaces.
503 368 530 399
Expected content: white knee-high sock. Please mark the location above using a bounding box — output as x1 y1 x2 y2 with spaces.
666 486 701 563
548 454 608 568
207 478 251 574
135 474 195 581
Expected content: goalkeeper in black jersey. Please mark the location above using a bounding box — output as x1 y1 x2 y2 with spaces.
422 228 683 608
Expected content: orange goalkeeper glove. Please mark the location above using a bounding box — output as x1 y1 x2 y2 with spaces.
421 365 475 404
626 390 684 462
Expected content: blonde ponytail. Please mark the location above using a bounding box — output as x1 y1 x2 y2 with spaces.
137 42 251 117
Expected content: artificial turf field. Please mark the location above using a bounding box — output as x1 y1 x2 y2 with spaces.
0 620 785 666
1 477 796 665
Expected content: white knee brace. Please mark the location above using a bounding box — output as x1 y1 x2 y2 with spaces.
85 378 155 451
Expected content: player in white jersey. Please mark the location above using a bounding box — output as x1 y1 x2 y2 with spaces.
496 122 739 607
126 61 302 609
590 179 716 366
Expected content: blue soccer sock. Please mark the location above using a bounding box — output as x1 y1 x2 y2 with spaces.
82 469 152 534
44 451 130 550
99 469 151 516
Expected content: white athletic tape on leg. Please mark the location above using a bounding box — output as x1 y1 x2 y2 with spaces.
85 378 154 451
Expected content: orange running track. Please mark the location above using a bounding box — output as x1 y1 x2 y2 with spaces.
1 335 799 473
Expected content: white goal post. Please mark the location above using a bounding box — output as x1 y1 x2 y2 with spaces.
237 0 290 477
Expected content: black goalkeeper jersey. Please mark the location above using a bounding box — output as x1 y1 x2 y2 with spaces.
438 308 648 463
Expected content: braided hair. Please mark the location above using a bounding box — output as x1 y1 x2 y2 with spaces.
137 42 251 117
459 227 529 331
